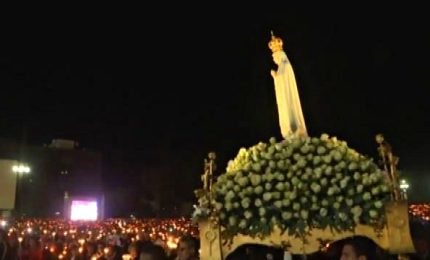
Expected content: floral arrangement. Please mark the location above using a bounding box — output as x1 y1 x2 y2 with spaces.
196 134 392 240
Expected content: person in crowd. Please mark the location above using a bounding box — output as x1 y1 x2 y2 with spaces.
6 231 19 260
340 236 378 260
139 244 168 260
84 242 97 259
105 244 122 260
0 229 11 260
176 235 199 260
69 243 84 260
129 240 145 260
410 238 430 260
26 235 43 260
408 220 430 260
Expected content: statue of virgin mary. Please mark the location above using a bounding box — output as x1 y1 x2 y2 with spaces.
269 33 308 139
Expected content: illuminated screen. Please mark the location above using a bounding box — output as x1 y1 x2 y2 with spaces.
70 200 98 221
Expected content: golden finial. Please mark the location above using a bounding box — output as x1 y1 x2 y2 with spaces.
268 30 283 53
376 134 402 200
202 152 216 192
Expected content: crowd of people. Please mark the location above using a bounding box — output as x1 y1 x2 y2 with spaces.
0 218 199 260
1 218 430 259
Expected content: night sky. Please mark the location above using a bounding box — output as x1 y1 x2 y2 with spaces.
1 8 430 208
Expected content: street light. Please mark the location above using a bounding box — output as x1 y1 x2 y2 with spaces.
399 179 410 199
12 163 31 216
0 220 6 227
12 164 31 174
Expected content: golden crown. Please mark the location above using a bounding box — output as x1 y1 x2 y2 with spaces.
268 31 283 52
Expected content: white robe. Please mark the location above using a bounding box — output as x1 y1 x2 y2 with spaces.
271 51 307 139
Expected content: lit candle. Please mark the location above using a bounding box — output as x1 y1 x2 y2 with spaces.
122 254 131 260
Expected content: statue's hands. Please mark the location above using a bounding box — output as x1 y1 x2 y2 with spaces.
270 70 277 77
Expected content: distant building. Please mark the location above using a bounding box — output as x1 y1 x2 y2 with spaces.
0 138 103 218
0 159 18 212
48 139 79 150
